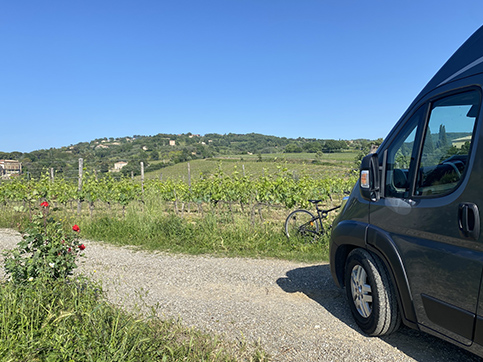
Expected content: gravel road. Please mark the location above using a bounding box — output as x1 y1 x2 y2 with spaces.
0 228 481 362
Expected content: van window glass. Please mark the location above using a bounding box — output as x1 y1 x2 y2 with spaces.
415 91 480 196
385 107 424 198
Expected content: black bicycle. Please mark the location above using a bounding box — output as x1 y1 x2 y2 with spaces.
284 199 341 242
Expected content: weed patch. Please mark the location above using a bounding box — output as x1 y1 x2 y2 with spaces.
0 278 267 361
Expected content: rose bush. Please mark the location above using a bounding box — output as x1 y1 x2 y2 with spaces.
3 202 85 283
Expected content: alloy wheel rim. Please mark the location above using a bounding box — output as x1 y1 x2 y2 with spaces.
350 265 373 318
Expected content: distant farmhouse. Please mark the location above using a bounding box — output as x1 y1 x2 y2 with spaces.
452 135 472 148
112 161 128 172
0 160 21 178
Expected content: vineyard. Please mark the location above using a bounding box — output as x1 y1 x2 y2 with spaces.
0 165 357 217
0 162 358 262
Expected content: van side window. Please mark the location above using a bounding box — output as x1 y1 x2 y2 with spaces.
415 91 480 197
385 107 424 198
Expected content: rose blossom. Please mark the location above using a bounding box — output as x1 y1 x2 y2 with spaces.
40 201 49 207
72 225 80 232
79 244 86 251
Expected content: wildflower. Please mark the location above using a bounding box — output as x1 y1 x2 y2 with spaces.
40 201 49 207
49 262 55 268
72 225 80 232
28 277 33 282
79 244 86 251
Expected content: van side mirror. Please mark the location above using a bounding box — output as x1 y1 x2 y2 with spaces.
360 153 380 202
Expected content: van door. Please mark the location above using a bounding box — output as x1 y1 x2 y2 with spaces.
369 88 483 345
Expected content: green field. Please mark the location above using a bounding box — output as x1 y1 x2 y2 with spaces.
143 152 358 181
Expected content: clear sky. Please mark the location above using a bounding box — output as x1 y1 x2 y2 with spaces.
2 1 482 153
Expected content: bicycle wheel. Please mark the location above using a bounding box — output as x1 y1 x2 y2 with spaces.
285 209 320 242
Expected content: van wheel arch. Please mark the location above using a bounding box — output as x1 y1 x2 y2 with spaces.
344 248 401 336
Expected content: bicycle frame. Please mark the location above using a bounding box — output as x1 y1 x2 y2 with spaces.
315 204 341 222
285 200 341 241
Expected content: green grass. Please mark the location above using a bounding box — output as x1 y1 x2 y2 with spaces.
80 204 332 263
217 151 358 162
0 202 334 263
143 154 357 182
0 172 343 263
0 277 267 361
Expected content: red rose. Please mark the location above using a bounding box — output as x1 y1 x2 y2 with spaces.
72 225 80 232
40 201 49 207
79 244 86 251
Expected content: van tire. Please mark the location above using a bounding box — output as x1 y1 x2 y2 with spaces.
344 248 401 336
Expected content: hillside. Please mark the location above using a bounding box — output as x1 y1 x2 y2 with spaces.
0 132 381 179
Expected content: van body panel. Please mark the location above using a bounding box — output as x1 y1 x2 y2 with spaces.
365 225 417 324
330 219 367 288
329 25 483 357
330 181 370 287
369 76 483 344
368 97 483 345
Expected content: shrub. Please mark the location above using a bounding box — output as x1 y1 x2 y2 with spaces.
3 201 84 283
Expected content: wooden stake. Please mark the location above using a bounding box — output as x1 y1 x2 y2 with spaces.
77 158 83 215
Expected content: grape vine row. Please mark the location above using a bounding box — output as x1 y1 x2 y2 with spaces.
0 167 358 211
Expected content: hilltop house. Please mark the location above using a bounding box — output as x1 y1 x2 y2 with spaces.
452 135 472 148
112 161 128 172
0 160 21 178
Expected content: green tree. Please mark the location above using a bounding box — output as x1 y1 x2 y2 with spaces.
284 143 303 153
437 124 448 148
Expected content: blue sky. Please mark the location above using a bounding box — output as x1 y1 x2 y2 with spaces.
1 1 482 153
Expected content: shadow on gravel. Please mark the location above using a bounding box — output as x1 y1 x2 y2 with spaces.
276 264 482 362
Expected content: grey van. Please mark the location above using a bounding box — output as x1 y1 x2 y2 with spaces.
329 25 483 357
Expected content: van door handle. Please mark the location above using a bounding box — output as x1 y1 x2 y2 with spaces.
458 203 480 240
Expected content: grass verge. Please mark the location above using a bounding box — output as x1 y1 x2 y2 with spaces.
81 210 331 263
0 277 268 361
0 201 332 263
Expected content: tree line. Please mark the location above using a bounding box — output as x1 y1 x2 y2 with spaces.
1 133 381 179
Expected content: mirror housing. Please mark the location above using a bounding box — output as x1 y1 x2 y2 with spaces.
360 153 380 202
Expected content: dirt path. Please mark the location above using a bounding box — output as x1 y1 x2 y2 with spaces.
0 229 480 361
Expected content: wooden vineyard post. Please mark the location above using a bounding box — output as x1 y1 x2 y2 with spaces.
140 161 144 195
140 161 145 209
187 162 191 214
77 158 83 216
173 187 179 215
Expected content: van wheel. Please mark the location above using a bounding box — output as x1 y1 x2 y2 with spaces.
344 248 400 336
